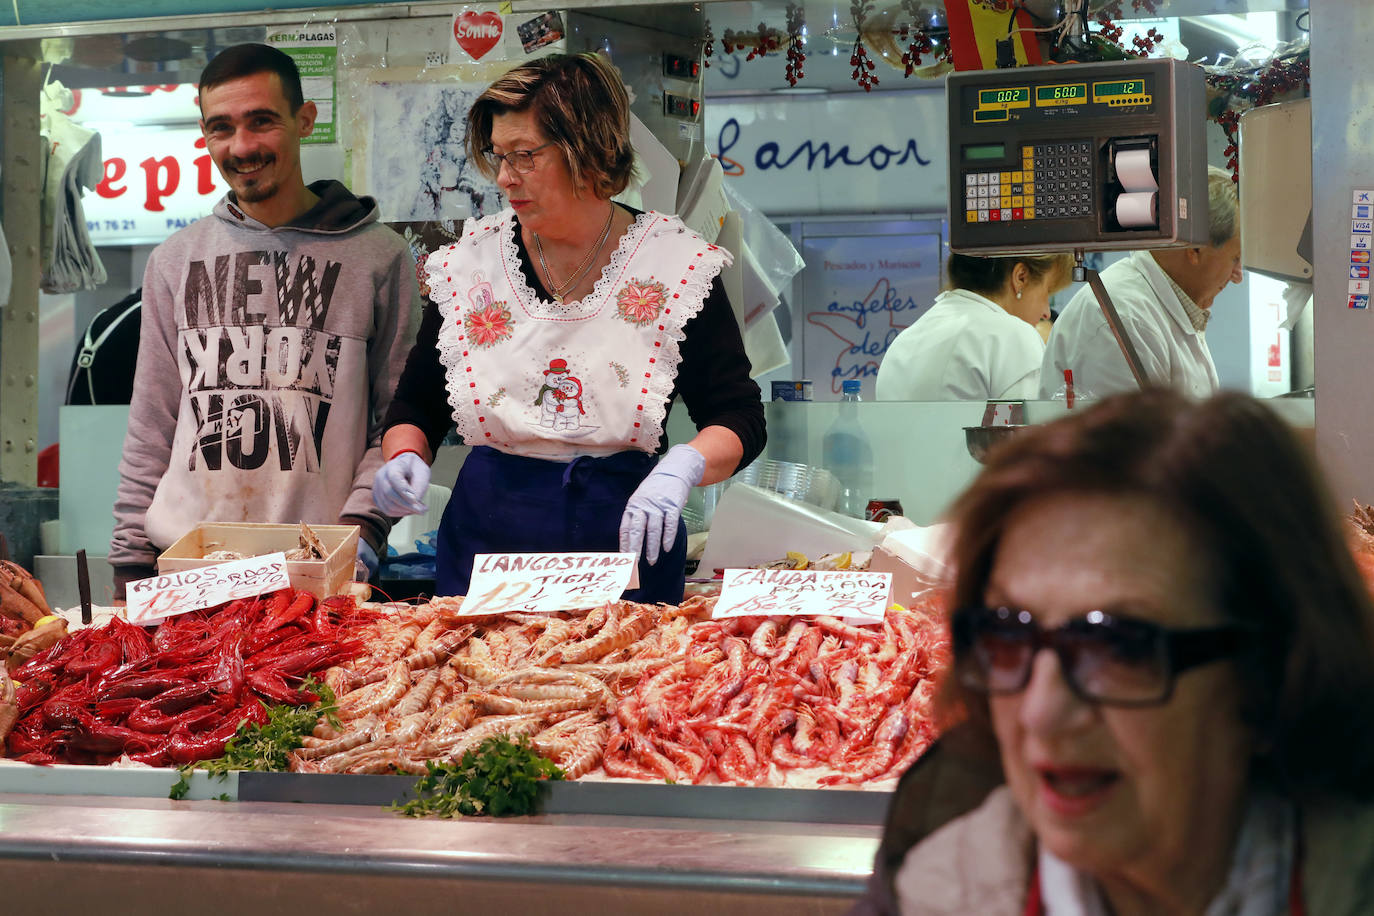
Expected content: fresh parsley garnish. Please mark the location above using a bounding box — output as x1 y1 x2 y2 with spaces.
394 735 564 818
168 678 338 799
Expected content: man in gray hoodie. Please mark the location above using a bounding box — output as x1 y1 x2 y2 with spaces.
109 43 421 597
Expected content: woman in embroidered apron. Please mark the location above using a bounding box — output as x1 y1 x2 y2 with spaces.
373 53 765 603
851 390 1374 915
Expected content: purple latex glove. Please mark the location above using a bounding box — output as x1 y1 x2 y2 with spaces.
372 451 430 517
619 444 706 565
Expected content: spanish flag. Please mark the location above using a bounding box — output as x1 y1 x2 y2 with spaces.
944 0 1044 71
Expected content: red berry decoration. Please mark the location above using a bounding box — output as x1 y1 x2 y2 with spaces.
1204 42 1309 183
784 3 807 87
849 0 879 91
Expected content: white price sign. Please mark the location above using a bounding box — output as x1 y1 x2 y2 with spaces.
458 553 638 616
126 553 291 626
713 568 892 624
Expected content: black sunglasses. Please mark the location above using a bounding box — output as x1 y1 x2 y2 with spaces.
952 605 1252 707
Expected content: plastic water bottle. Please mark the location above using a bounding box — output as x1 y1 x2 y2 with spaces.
822 380 874 518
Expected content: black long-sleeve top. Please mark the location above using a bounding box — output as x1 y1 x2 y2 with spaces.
384 212 766 473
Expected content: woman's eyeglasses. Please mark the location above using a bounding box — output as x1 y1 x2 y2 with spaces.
481 141 554 174
952 605 1251 706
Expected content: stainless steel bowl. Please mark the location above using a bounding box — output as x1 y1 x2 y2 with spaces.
964 425 1024 464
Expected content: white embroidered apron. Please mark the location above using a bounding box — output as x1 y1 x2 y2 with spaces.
427 209 730 462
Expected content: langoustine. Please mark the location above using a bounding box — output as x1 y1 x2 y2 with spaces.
292 601 664 774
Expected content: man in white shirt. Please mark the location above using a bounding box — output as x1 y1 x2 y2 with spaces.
1039 166 1242 399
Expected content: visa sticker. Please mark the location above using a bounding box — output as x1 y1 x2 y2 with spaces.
1354 235 1372 251
1355 220 1373 234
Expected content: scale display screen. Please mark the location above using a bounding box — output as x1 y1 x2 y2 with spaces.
1094 79 1146 97
1092 78 1152 105
964 143 1006 161
1035 83 1087 106
977 87 1029 109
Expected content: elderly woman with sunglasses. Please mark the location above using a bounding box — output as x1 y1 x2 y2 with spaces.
855 389 1374 915
371 54 764 602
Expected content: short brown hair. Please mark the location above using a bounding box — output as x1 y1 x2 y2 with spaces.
199 43 304 113
466 53 634 199
947 252 1074 297
941 389 1374 801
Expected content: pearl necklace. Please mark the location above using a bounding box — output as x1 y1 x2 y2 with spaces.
534 204 615 305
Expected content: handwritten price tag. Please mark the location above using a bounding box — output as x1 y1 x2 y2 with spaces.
458 553 638 616
126 553 291 626
713 568 892 624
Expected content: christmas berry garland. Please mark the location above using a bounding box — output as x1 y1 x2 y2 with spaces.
700 2 949 90
1205 43 1310 181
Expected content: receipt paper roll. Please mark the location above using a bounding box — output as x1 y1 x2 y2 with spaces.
1117 191 1158 228
1114 148 1158 192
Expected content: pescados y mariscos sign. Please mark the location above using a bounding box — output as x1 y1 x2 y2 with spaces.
706 89 949 216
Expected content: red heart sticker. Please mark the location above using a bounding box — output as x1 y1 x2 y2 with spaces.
454 11 503 61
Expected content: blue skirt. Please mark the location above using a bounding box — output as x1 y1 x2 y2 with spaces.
436 446 687 604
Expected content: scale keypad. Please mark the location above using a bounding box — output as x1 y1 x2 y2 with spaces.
963 140 1094 223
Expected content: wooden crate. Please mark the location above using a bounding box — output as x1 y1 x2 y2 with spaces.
157 522 359 598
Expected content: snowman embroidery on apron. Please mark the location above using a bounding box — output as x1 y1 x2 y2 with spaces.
534 358 589 431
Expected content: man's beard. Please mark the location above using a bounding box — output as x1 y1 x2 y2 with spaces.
223 156 278 203
235 178 278 203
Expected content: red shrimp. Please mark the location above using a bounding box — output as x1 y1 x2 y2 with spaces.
813 615 883 646
96 673 191 701
771 734 812 769
629 732 684 783
748 619 781 658
166 704 268 765
753 707 797 768
659 738 709 783
877 719 935 781
772 619 810 664
260 590 315 633
820 706 910 785
66 722 161 757
715 735 756 785
602 733 661 781
127 703 223 735
247 668 318 706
